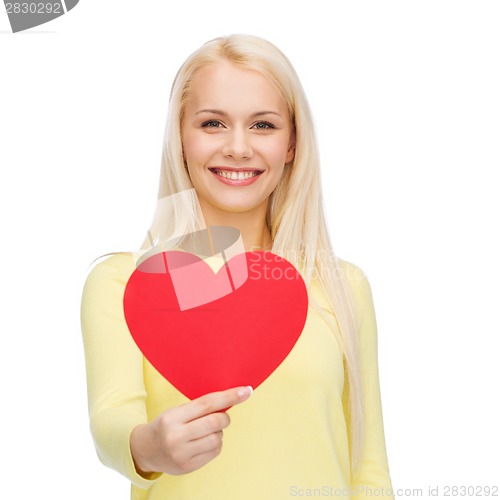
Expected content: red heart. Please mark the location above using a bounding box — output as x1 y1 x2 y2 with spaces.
123 251 308 400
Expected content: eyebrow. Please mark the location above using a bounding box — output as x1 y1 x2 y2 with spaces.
195 109 283 119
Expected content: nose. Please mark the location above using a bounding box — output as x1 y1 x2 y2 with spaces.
222 128 253 160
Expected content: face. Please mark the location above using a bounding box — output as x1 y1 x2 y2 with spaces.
181 61 295 218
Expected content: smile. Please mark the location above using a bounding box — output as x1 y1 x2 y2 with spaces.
208 168 264 186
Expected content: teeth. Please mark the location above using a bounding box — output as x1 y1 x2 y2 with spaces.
215 170 259 180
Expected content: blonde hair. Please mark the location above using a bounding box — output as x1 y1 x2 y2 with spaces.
150 34 364 475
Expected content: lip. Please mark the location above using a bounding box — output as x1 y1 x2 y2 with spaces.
208 167 264 187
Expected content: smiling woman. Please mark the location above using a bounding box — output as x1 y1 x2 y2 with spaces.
181 61 295 247
80 34 394 500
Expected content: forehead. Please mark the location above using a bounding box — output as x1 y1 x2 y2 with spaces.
184 61 288 115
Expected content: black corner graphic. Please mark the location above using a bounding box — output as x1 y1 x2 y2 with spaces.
4 0 80 33
64 0 78 12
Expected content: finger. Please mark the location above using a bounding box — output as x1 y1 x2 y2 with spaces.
182 386 253 422
187 411 230 441
183 443 222 472
167 433 224 476
188 430 224 456
170 430 223 467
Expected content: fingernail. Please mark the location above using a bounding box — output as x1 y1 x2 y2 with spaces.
238 386 253 398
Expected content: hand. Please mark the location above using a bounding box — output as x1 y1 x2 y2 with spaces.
130 385 253 476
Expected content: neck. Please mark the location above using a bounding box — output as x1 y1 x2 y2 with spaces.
198 199 273 252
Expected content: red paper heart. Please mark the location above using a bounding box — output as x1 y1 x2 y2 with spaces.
123 251 308 400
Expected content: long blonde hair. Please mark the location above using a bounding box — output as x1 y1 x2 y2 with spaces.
149 34 364 475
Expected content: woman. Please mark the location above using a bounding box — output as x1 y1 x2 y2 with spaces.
81 34 394 499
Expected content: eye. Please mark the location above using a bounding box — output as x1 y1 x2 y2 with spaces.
201 120 223 128
252 121 276 130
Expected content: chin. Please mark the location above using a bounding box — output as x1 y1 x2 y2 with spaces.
215 201 261 214
207 194 267 215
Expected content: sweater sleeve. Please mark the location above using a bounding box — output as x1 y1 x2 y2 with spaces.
342 261 394 499
80 253 162 489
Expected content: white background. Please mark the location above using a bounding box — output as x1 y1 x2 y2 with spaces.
1 1 499 498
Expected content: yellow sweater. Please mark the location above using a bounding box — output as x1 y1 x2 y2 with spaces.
81 253 394 499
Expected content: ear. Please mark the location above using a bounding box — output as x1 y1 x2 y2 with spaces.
286 131 296 164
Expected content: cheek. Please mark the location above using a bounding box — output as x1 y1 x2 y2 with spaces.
182 131 217 164
182 132 200 162
264 138 293 167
